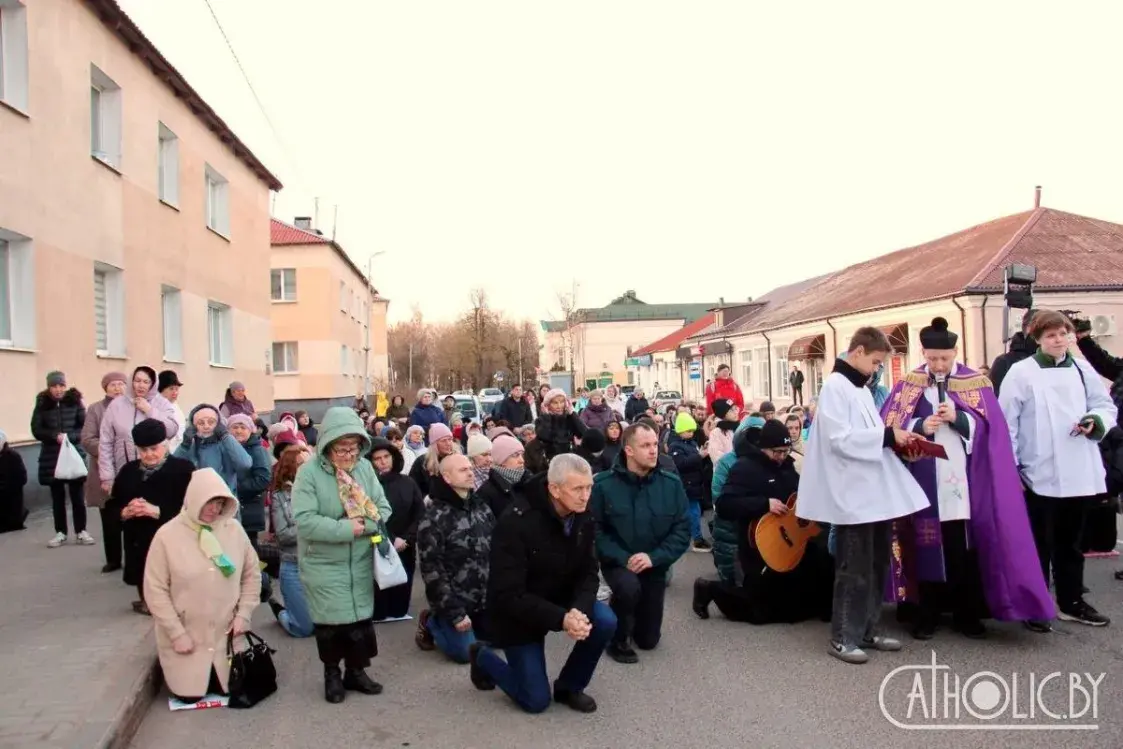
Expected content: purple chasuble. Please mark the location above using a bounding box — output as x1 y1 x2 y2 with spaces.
881 365 1054 621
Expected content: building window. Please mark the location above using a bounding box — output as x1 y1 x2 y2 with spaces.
90 65 122 168
340 344 348 374
161 286 182 361
0 2 29 112
204 164 230 236
207 302 233 366
738 349 753 393
270 268 297 302
157 122 179 205
753 346 770 400
339 281 347 311
773 346 790 398
93 263 124 357
0 229 32 348
272 342 298 373
0 239 10 344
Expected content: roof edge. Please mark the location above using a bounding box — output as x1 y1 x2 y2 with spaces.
963 207 1045 288
270 218 378 295
86 0 283 191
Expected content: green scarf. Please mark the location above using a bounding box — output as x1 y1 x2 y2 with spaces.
182 509 236 577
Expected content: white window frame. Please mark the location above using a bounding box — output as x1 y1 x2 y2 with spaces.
0 1 29 113
339 281 347 312
272 341 298 374
738 349 753 394
204 164 230 237
90 65 122 168
340 344 349 374
0 228 32 348
161 285 183 362
93 262 125 357
157 122 179 206
753 346 770 400
207 301 233 367
773 345 790 398
271 268 297 302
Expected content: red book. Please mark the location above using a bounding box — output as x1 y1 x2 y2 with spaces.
894 439 949 461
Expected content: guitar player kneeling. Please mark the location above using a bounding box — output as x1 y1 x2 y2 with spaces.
692 421 833 624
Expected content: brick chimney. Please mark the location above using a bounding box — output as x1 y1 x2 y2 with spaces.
1034 186 1041 209
294 216 312 230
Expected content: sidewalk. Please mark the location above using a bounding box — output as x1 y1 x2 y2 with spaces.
0 505 158 748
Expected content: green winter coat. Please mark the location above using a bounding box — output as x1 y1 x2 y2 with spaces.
292 407 393 625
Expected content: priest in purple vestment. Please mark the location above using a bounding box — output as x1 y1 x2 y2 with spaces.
881 317 1053 639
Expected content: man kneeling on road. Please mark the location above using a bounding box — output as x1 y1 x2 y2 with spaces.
591 422 691 664
470 454 615 713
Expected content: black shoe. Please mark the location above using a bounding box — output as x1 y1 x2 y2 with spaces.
954 618 987 639
1114 569 1123 581
554 688 597 713
343 668 383 695
1058 600 1110 627
268 599 285 619
692 578 712 620
324 665 346 704
606 640 639 664
911 619 937 641
468 643 495 691
101 563 121 573
1024 619 1053 634
691 538 713 553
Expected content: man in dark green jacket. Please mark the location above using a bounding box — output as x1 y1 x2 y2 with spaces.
590 422 690 664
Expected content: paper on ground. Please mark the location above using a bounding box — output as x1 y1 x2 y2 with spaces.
169 694 228 711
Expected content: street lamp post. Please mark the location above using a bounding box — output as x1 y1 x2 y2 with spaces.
363 251 386 408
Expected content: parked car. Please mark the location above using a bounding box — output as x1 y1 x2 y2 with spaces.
652 390 683 411
439 393 485 424
478 387 504 405
619 385 636 398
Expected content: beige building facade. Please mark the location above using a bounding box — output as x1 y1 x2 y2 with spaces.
270 218 388 419
0 0 281 448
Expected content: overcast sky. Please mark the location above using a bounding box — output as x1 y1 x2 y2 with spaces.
119 0 1123 324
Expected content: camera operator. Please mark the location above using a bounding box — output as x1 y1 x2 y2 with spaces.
1074 313 1123 416
990 309 1039 396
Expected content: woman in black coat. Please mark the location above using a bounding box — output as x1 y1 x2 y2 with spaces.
534 389 586 460
107 419 194 615
475 435 533 520
30 371 88 546
368 438 424 621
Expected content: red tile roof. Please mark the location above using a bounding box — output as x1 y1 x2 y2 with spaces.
631 313 717 357
741 207 1123 333
270 219 332 245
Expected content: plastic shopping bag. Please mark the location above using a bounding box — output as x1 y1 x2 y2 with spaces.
373 543 408 590
54 435 88 481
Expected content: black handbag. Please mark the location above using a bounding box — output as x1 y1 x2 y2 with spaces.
226 631 277 709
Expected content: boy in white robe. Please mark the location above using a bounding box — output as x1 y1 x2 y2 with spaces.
998 310 1117 629
798 327 929 664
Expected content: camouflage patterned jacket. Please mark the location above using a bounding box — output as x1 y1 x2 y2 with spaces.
417 475 496 624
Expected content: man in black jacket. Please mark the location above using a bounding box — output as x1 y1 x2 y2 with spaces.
470 455 614 714
493 385 534 428
989 309 1038 395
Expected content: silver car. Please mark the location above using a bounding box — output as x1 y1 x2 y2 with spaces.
652 390 683 412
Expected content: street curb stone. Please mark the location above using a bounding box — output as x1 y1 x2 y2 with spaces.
81 632 161 749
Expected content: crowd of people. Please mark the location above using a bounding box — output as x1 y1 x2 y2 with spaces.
1 305 1119 712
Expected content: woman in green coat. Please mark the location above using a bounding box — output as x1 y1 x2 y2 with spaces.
292 407 393 704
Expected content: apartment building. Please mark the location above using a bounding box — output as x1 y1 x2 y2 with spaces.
0 0 281 455
270 218 389 420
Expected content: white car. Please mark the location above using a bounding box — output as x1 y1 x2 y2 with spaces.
478 387 504 404
439 393 485 425
652 390 683 412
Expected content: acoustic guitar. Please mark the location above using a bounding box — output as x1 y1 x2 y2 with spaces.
750 493 821 572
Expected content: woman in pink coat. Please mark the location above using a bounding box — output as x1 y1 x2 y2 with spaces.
98 366 179 492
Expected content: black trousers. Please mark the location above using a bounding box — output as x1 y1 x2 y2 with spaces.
605 566 666 650
373 547 416 621
171 667 225 704
1081 496 1118 553
314 620 377 669
1025 491 1090 608
792 386 804 406
916 520 987 625
50 480 86 534
100 507 122 567
711 548 834 624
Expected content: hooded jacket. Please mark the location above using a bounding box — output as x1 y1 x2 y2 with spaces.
143 468 259 699
711 420 760 585
234 432 272 533
416 473 496 624
368 438 424 547
486 474 600 647
292 407 392 625
174 404 253 494
668 431 707 502
30 388 86 486
98 387 179 483
578 402 616 432
408 402 447 443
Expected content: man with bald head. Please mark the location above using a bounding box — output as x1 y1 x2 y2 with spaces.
416 451 497 664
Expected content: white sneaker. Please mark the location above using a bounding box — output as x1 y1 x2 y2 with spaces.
47 532 67 548
76 530 96 546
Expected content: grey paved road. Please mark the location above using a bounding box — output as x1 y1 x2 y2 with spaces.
131 551 1123 749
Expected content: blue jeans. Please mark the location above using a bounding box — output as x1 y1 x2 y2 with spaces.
428 614 478 664
277 561 314 638
477 602 617 714
688 500 703 541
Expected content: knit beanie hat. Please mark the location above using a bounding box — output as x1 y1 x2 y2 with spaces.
491 435 524 466
543 388 568 409
429 423 453 443
46 371 66 387
271 428 299 459
712 399 735 420
101 371 128 390
467 434 493 458
674 412 698 434
131 419 168 448
759 420 793 449
760 401 776 414
581 429 606 453
226 414 255 432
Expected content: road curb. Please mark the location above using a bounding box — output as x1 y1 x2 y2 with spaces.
88 630 162 749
